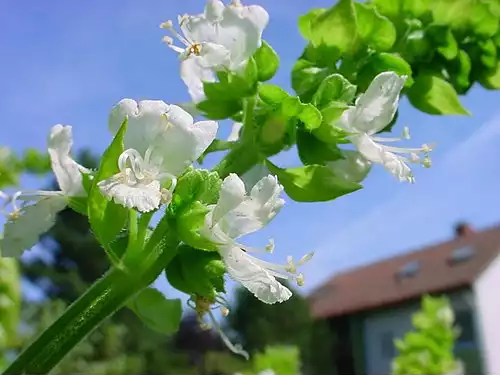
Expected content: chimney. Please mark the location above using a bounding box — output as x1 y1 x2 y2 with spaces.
454 222 475 238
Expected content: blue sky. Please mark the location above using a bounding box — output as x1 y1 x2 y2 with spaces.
1 0 500 304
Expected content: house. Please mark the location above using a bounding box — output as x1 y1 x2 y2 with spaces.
308 223 500 375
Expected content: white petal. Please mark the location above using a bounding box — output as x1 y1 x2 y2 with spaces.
0 195 67 257
227 122 242 142
48 125 86 196
204 0 225 21
221 246 292 304
158 105 218 175
199 42 231 68
212 173 246 224
98 175 161 213
249 174 285 222
180 56 216 103
327 150 372 183
351 134 412 181
346 72 406 134
108 99 171 154
240 162 270 191
219 4 269 69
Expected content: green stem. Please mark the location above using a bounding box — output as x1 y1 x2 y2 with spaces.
213 96 260 178
241 96 257 142
4 220 179 375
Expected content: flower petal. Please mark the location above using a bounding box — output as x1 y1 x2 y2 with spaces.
327 150 372 183
0 195 67 257
351 134 412 182
158 105 218 175
227 122 242 142
219 4 269 69
212 173 246 224
344 72 406 135
180 56 216 103
48 125 87 196
221 246 292 304
109 99 171 154
98 174 161 213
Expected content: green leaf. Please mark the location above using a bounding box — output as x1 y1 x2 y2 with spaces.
449 50 472 93
128 288 182 335
354 3 396 51
177 201 217 251
281 96 302 117
427 26 458 60
298 8 326 39
431 0 471 29
67 197 88 216
358 53 413 92
173 168 222 209
265 160 362 202
372 0 401 19
478 39 497 69
470 0 499 37
480 61 500 89
88 119 129 258
312 73 357 109
291 59 332 102
197 98 242 120
21 149 51 175
296 130 342 165
407 74 470 115
313 102 349 144
166 246 226 298
259 84 290 106
309 0 358 54
298 104 322 131
254 41 280 81
244 57 258 86
402 0 430 18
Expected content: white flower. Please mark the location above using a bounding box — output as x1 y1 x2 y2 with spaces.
227 122 242 142
99 99 218 213
201 173 313 304
0 125 88 257
161 0 269 103
327 150 372 183
335 71 433 183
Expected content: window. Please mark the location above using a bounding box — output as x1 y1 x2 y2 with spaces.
396 260 421 279
449 246 475 265
380 331 395 358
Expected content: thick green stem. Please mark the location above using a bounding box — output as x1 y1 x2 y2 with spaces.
4 220 179 375
213 96 261 178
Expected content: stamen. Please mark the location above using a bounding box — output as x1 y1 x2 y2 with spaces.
160 188 172 205
221 307 230 317
402 126 410 140
297 252 314 266
208 310 249 360
265 238 275 253
296 273 305 287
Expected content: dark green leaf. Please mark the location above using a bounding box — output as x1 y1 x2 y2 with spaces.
313 103 349 144
197 98 242 120
128 288 182 335
291 59 331 101
281 96 302 117
266 160 362 203
402 0 430 18
407 74 470 115
254 41 280 81
470 0 499 37
449 50 472 93
354 3 396 51
358 53 413 91
296 130 342 165
480 61 500 89
427 26 458 60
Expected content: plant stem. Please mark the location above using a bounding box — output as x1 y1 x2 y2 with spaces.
213 96 261 178
3 220 179 375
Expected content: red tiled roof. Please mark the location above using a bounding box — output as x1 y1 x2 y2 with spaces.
309 224 500 318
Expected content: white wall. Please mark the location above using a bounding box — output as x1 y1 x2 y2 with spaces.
363 305 416 375
474 253 500 375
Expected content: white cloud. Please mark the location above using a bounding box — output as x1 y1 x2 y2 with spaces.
307 113 500 290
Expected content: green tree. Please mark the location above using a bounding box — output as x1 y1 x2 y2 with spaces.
392 295 462 375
